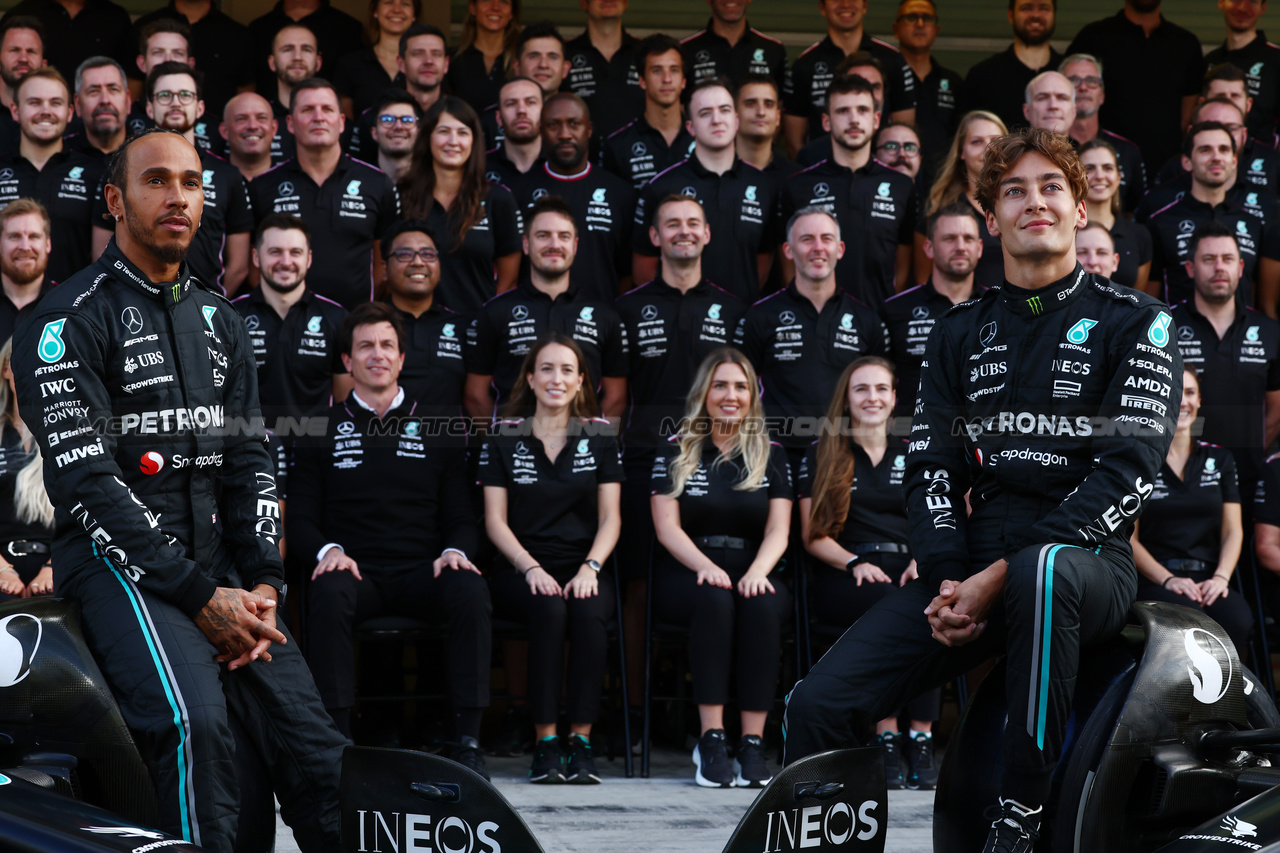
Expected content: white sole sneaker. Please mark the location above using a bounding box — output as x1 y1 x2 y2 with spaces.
692 744 736 788
733 760 772 788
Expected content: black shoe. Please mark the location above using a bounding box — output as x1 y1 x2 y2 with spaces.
905 732 938 790
982 798 1042 853
733 734 772 788
489 703 533 757
449 736 491 781
529 736 565 784
879 732 904 790
565 733 602 784
693 729 735 788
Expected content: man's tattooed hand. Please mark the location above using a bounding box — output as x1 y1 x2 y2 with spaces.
194 587 288 670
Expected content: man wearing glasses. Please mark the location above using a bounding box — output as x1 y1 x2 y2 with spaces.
892 0 959 181
368 91 418 184
1060 53 1147 213
874 122 923 181
91 62 252 294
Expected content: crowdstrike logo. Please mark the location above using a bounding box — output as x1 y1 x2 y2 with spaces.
1185 627 1232 705
0 613 40 687
1223 816 1258 839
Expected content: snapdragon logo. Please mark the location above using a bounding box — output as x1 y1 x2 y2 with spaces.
1185 627 1232 705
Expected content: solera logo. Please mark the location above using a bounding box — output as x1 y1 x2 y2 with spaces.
761 801 880 851
1185 627 1232 705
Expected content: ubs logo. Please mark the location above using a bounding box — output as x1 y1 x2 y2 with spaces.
0 614 41 688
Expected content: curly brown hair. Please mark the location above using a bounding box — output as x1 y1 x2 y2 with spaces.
973 127 1088 215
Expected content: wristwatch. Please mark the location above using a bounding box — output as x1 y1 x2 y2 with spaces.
584 559 602 573
845 556 860 573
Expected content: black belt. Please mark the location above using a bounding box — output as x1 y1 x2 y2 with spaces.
1165 558 1209 575
696 536 756 550
850 542 910 556
5 540 48 557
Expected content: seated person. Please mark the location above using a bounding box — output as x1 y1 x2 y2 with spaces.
651 347 793 790
480 332 622 785
0 339 53 600
287 302 493 777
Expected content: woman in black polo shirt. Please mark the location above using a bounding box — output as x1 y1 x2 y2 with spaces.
480 332 622 785
0 340 54 601
1131 366 1251 652
797 356 938 790
1079 139 1152 291
443 0 521 117
333 0 416 118
651 347 793 790
399 97 522 315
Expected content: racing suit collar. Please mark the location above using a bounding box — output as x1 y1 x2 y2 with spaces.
101 238 194 304
999 263 1087 319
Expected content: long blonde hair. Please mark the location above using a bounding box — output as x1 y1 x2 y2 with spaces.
927 110 1008 216
666 348 771 497
456 0 522 78
0 339 54 529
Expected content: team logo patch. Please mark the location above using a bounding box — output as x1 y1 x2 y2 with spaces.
532 188 549 200
1253 158 1265 172
680 186 698 198
1148 312 1172 347
631 142 647 157
1238 220 1250 235
512 305 529 321
1066 318 1098 344
708 303 721 320
745 185 757 201
121 306 143 335
0 169 12 180
1179 219 1196 234
278 181 295 197
877 182 891 198
779 310 796 325
980 321 997 347
346 180 362 196
337 421 355 436
577 439 590 454
1206 456 1217 473
840 313 853 330
404 421 421 437
1178 325 1195 341
592 187 607 203
1247 325 1260 343
307 315 322 334
753 48 765 62
641 305 658 320
245 315 260 331
814 182 831 197
1251 62 1265 76
443 323 456 337
37 319 66 364
580 306 594 321
202 169 213 185
202 305 218 332
912 306 929 320
68 166 84 180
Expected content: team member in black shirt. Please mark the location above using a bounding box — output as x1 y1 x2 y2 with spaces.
734 74 798 179
601 34 693 191
797 356 938 790
1207 0 1280 145
380 219 466 420
484 76 543 189
397 24 447 116
894 0 959 182
633 79 779 304
480 332 622 785
400 96 523 314
1172 221 1280 502
1079 140 1151 291
123 20 221 154
0 68 102 285
1130 366 1251 654
1075 222 1123 281
0 17 44 156
0 339 53 601
794 51 891 169
259 23 322 163
561 0 641 142
0 0 132 86
782 0 915 157
464 197 627 422
247 0 362 95
332 0 413 119
367 91 417 185
1060 54 1147 214
249 78 400 309
220 93 280 182
736 205 889 462
681 0 786 92
445 0 519 124
1149 94 1280 201
0 200 51 344
514 21 569 97
651 347 793 789
289 302 492 774
65 57 130 159
782 75 916 307
958 0 1061 133
882 201 982 420
513 93 635 303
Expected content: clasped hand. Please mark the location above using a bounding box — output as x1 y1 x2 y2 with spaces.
923 560 1007 647
195 585 287 671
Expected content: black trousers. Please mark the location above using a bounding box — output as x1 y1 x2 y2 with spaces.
809 552 940 723
654 545 793 710
1136 572 1253 657
490 562 615 725
785 543 1135 808
63 564 348 853
308 561 492 711
618 450 658 583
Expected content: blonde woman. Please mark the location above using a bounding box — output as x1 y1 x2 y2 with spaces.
334 0 420 118
651 347 792 790
0 338 54 600
444 0 522 116
1078 138 1152 291
913 111 1007 288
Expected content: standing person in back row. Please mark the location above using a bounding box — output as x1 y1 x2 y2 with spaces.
959 0 1061 133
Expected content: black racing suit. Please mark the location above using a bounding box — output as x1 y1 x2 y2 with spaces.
783 266 1181 807
12 240 347 853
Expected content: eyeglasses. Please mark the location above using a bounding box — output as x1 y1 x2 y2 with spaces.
390 247 439 263
1066 75 1104 90
877 140 920 154
378 114 419 126
896 12 937 24
153 89 197 105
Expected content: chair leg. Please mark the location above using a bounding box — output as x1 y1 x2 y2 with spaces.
612 558 634 778
642 536 654 778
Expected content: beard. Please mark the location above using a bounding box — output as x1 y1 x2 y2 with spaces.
1013 21 1056 47
832 129 871 153
124 204 190 267
937 255 977 279
0 254 43 286
504 125 540 145
548 141 585 170
261 268 304 294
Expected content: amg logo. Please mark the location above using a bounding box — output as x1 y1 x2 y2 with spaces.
39 378 75 398
761 801 880 851
355 810 502 853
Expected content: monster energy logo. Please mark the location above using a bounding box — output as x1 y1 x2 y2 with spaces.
1028 296 1043 315
171 283 182 302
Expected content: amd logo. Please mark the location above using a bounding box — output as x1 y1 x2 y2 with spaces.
355 810 502 853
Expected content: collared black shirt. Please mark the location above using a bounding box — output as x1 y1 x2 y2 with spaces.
417 184 523 316
248 155 400 309
958 44 1063 134
0 280 50 344
913 61 962 179
133 2 256 120
1153 138 1280 198
782 158 916 307
1173 298 1280 483
265 95 297 165
1085 129 1148 214
464 278 628 416
444 44 506 118
633 154 780 303
124 100 223 156
651 441 792 537
796 436 911 547
734 284 889 448
881 279 982 419
614 277 745 450
1254 450 1280 525
784 34 915 141
0 148 103 284
483 144 543 193
247 0 364 94
601 116 695 190
1110 215 1153 290
0 112 19 160
230 286 347 431
561 30 643 141
478 418 624 566
1140 441 1239 566
386 299 466 419
1205 33 1280 146
1067 11 1207 172
1146 194 1262 305
512 161 636 303
334 47 405 118
681 21 786 90
1 0 132 84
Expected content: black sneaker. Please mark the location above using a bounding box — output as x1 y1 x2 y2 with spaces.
449 736 491 781
488 703 533 757
905 732 938 790
565 733 602 784
733 734 772 788
529 736 566 783
982 798 1042 853
693 729 735 788
879 732 904 790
